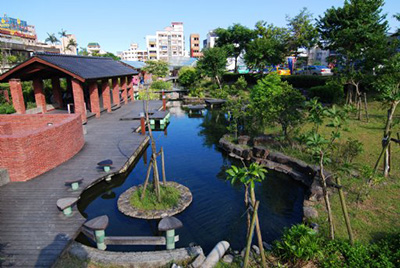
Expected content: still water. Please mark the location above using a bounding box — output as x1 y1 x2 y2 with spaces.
77 103 305 254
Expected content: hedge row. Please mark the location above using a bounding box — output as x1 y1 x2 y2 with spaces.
222 73 330 88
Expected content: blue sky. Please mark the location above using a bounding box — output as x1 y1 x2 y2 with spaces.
3 0 400 54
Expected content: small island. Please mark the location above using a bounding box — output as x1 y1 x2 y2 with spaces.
118 181 192 219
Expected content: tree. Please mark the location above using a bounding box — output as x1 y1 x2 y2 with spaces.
226 163 267 267
249 74 305 139
286 8 319 56
317 0 389 115
215 24 255 73
58 29 68 52
178 66 198 88
196 47 227 89
78 47 89 56
372 53 400 177
244 22 289 72
92 52 121 61
45 33 59 46
142 60 169 78
66 39 77 53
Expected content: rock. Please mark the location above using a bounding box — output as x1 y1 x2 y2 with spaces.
310 181 324 201
262 242 273 251
232 147 244 157
242 149 252 160
240 248 246 257
0 168 10 187
252 245 260 255
303 206 318 220
222 254 234 264
190 254 206 268
237 135 250 145
310 223 319 232
253 135 279 147
252 146 269 159
172 264 182 268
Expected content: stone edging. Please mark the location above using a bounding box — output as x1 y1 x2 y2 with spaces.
118 181 193 219
66 241 203 268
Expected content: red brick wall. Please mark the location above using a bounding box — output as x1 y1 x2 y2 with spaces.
0 114 84 182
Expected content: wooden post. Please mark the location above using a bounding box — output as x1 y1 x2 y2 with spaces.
140 112 146 135
336 177 354 245
244 201 259 268
162 90 166 111
161 147 166 184
364 93 369 122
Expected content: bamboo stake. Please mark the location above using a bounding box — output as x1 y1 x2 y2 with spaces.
161 147 167 184
336 177 354 245
141 159 153 200
250 190 266 267
364 93 369 122
320 151 335 240
244 201 259 268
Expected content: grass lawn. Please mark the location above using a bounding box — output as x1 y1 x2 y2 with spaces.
264 101 400 243
130 184 180 210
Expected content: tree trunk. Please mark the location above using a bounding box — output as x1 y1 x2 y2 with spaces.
373 101 399 178
250 188 267 268
364 93 369 122
215 76 222 90
336 177 354 245
244 201 259 268
141 159 153 200
234 56 238 74
320 151 335 240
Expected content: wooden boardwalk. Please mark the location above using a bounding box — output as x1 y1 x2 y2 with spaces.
0 100 162 267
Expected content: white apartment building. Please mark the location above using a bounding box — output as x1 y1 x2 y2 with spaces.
145 22 185 61
204 30 217 49
120 43 148 61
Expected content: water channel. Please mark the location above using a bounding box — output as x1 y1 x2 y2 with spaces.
77 102 305 254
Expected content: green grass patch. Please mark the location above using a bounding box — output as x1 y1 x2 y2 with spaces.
130 184 180 210
261 101 400 244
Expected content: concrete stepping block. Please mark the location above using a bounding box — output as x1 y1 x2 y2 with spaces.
57 197 78 216
65 178 84 190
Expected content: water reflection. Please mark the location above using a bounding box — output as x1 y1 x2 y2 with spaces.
77 104 305 254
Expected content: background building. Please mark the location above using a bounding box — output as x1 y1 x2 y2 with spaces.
120 43 148 61
204 30 217 49
145 22 185 61
59 34 77 55
190 33 202 58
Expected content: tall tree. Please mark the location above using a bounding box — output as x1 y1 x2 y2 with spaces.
214 24 255 73
286 7 319 56
45 33 59 46
142 60 169 78
58 29 68 52
244 22 289 72
317 0 389 114
372 53 400 177
196 47 227 89
66 39 78 53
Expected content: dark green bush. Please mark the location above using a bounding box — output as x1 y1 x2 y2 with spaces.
150 80 172 90
307 80 344 103
0 102 16 114
273 224 322 263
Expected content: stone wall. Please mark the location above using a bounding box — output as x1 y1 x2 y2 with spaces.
0 113 84 182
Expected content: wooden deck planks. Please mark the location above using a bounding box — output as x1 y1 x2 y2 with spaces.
0 101 162 267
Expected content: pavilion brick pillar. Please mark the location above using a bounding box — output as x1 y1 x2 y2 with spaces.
51 77 63 108
127 76 134 102
9 79 25 114
71 78 87 123
121 76 128 104
112 78 120 107
89 81 101 118
33 78 47 114
101 79 112 113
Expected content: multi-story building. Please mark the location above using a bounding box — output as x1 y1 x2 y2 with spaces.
0 14 60 73
145 22 185 61
190 34 202 58
59 34 77 55
204 30 217 49
120 43 148 61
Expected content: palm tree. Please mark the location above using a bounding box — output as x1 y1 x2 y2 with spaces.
66 39 78 53
58 29 68 52
45 33 59 47
226 162 267 267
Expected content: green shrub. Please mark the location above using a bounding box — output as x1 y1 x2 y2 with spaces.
150 80 172 90
282 75 330 88
0 102 15 114
273 224 322 264
307 80 344 103
178 66 198 88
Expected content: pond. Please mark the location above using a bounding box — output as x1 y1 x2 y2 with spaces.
77 102 306 254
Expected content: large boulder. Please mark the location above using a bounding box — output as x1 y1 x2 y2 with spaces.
237 135 251 145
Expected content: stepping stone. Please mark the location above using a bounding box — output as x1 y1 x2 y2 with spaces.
65 178 84 191
57 197 78 216
84 215 109 230
97 159 113 172
158 216 183 231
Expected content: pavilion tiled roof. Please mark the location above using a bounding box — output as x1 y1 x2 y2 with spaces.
0 53 138 82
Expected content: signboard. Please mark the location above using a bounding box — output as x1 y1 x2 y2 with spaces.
0 16 29 33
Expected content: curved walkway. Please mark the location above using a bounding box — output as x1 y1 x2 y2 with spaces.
0 101 162 267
